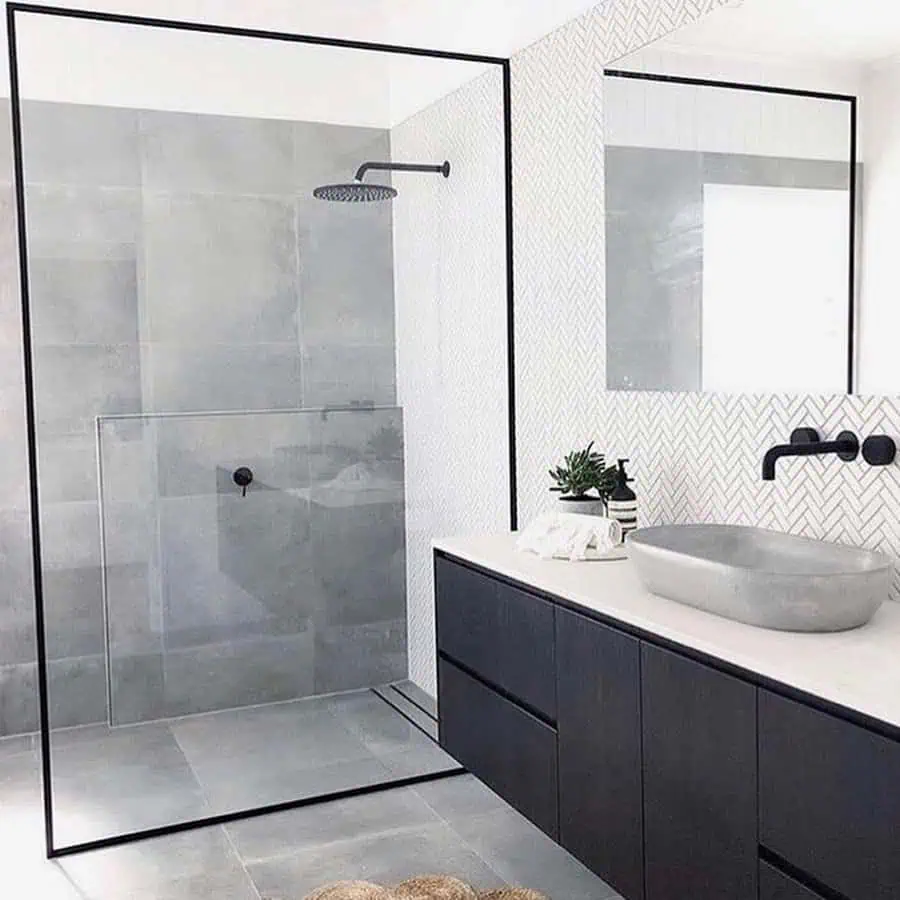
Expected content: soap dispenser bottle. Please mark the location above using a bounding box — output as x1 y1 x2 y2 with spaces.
608 458 638 538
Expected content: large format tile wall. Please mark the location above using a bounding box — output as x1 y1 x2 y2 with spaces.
0 101 405 736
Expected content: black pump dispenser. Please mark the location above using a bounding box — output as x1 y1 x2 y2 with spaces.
608 458 638 538
611 458 635 502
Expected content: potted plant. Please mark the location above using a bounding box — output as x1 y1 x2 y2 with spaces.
549 441 618 516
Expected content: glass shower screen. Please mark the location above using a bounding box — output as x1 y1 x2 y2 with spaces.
10 7 508 853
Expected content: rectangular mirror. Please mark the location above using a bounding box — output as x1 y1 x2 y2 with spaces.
604 0 877 394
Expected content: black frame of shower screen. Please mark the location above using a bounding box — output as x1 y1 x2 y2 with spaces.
6 1 518 859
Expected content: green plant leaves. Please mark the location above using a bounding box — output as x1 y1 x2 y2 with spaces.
549 440 616 500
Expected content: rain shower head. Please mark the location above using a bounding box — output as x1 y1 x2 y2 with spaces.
313 160 450 203
313 182 398 202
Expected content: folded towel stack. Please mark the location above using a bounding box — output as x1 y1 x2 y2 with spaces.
515 512 623 561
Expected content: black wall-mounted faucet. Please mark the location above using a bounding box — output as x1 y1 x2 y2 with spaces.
762 428 858 481
762 428 896 481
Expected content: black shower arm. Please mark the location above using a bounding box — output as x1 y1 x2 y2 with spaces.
354 160 450 182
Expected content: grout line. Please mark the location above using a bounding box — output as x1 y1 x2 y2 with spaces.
168 719 264 899
221 819 264 900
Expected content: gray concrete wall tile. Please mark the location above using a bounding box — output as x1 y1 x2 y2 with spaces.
141 193 297 346
141 110 295 196
21 102 140 188
30 258 139 346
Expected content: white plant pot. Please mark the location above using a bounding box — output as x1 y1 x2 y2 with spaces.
557 496 607 517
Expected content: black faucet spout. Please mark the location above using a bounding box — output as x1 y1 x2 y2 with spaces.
762 429 859 481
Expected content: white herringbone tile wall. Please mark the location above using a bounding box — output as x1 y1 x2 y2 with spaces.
399 0 900 694
513 0 900 602
392 69 510 695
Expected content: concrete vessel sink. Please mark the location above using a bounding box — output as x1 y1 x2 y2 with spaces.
626 524 891 632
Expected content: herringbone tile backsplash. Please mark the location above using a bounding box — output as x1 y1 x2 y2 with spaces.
602 393 900 601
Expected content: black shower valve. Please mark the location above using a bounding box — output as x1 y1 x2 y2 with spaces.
232 467 254 497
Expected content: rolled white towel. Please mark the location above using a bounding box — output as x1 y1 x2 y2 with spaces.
515 512 623 561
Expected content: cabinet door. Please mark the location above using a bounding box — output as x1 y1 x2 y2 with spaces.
438 658 559 837
642 644 757 900
759 690 900 900
435 556 556 720
759 862 828 900
557 609 644 900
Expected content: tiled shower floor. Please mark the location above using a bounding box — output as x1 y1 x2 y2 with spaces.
0 688 620 900
21 685 458 848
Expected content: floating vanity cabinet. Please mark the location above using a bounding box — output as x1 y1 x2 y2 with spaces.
438 658 559 837
641 644 757 900
759 691 900 900
434 549 900 900
556 609 644 900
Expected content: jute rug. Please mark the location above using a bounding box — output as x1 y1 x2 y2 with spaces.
302 877 547 899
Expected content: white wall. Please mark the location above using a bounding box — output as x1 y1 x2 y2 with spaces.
13 11 490 127
391 68 509 695
858 58 900 392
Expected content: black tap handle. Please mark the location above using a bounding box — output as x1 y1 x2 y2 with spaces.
233 467 253 497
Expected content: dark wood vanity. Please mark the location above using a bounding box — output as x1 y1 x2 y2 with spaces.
435 551 900 900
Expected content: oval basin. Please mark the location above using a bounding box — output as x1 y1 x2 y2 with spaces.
626 524 892 632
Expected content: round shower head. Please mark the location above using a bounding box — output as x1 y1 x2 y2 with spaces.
313 181 398 203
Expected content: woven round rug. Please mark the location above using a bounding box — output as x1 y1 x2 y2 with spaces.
478 890 549 899
303 882 395 900
393 875 478 899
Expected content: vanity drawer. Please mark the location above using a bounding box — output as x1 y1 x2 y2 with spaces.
438 657 559 837
759 862 828 900
759 691 900 900
435 557 556 719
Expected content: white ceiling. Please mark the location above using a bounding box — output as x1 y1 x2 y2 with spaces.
656 0 900 67
14 0 606 58
7 0 605 124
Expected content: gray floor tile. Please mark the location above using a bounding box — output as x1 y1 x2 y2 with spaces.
247 821 505 898
58 826 252 899
379 741 461 780
330 691 437 758
171 702 371 770
170 699 389 813
451 809 619 900
225 784 441 863
50 722 209 846
414 774 507 825
197 756 396 816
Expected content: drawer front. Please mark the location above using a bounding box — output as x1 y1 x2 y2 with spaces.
759 691 900 900
438 658 559 838
435 557 556 719
759 862 828 900
436 556 504 687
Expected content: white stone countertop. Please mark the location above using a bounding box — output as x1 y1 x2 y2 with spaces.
433 533 900 734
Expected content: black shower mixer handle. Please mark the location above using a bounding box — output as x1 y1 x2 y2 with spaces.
232 467 253 497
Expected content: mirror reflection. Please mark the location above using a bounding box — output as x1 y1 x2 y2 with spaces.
604 0 900 394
